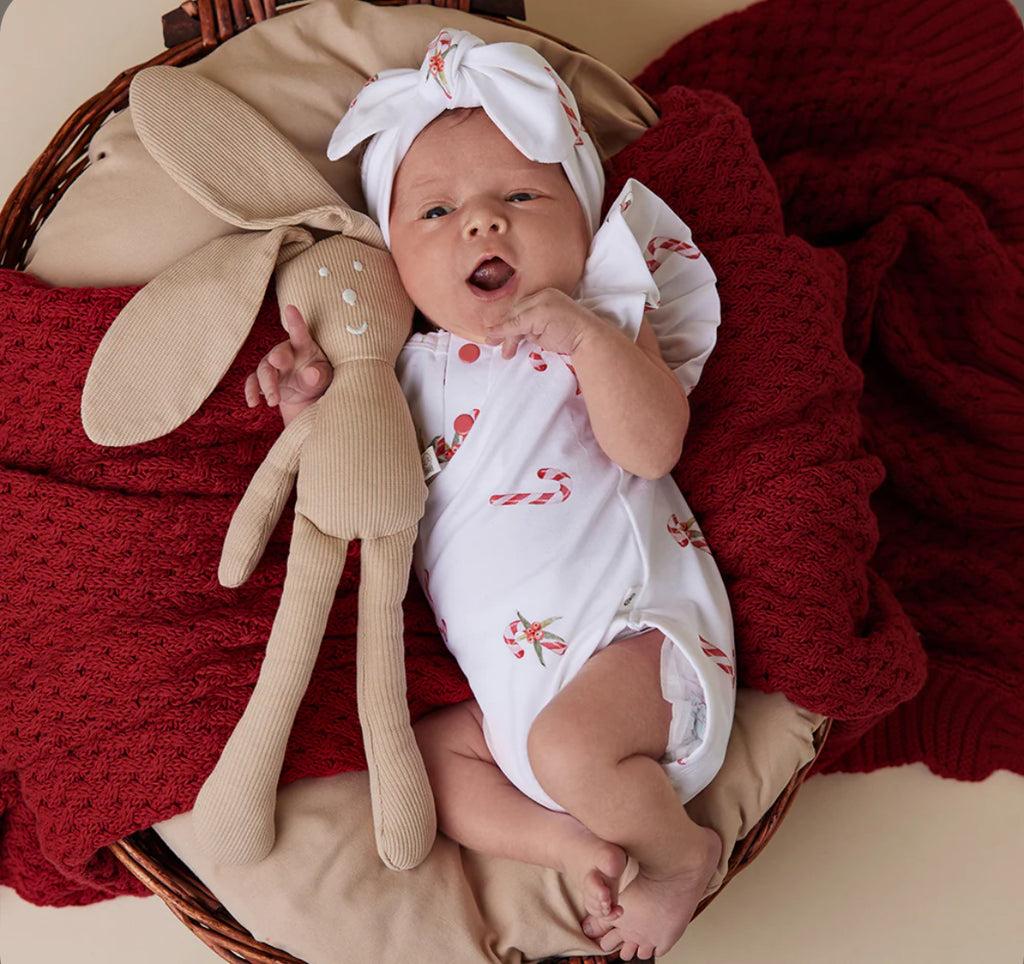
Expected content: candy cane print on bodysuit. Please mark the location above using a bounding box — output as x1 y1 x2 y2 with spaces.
503 614 568 665
431 409 479 465
700 637 736 683
489 468 572 506
668 513 711 553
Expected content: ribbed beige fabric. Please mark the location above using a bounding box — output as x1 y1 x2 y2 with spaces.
81 65 433 869
197 514 352 864
130 68 347 233
357 528 436 871
81 225 314 445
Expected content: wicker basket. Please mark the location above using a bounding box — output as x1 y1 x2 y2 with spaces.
1 2 831 960
109 720 830 964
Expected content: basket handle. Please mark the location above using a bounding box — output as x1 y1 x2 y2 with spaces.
163 0 527 49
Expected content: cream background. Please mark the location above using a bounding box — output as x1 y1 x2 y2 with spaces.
1 1 1023 962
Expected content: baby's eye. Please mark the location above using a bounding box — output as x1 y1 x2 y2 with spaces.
422 205 453 219
507 192 535 203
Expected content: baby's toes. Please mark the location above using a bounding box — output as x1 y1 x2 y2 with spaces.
581 869 615 919
581 914 616 942
597 925 627 952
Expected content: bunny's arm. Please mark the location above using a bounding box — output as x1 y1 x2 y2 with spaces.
219 405 315 588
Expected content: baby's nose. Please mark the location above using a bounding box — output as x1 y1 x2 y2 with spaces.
462 203 508 238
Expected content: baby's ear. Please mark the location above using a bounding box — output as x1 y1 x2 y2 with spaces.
82 226 313 446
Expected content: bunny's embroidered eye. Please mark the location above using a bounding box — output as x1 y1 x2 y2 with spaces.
353 260 364 272
318 266 330 277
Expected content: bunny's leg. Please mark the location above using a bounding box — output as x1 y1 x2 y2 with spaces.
357 525 437 871
193 513 348 864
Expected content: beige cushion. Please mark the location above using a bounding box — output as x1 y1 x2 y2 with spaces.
688 690 825 893
24 0 656 287
155 690 824 963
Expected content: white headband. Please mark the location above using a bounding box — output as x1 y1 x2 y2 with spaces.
327 29 605 247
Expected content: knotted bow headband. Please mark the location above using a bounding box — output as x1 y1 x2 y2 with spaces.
327 28 605 247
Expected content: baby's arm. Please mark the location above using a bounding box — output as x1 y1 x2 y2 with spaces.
246 305 334 426
487 289 689 479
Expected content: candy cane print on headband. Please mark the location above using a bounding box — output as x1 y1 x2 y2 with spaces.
327 28 605 247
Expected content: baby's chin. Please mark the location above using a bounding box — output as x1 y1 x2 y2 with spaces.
410 310 482 344
412 310 438 335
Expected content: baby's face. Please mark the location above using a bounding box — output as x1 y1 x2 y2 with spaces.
387 109 590 344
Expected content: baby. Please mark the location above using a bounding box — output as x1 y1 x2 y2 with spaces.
250 30 735 961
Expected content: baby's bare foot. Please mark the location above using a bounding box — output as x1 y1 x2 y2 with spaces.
580 841 628 920
585 825 722 961
556 824 628 921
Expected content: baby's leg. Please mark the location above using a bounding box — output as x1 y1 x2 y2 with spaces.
414 701 627 917
527 631 722 961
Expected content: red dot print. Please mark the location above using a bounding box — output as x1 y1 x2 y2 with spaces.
454 413 475 435
458 343 481 363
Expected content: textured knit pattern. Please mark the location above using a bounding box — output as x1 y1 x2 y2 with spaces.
631 0 1024 772
1 0 1021 905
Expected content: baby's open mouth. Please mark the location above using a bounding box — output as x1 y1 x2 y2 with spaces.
468 257 515 292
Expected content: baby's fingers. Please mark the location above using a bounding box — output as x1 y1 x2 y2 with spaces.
244 371 263 408
282 305 315 354
253 352 288 406
485 330 522 359
298 360 334 395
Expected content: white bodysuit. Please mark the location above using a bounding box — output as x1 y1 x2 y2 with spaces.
398 180 736 810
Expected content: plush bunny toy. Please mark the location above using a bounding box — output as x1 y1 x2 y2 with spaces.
81 66 435 870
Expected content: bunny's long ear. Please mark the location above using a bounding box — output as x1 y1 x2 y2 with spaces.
82 225 313 446
82 65 387 447
130 66 384 250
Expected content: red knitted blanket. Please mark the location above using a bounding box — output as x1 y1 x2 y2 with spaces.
630 0 1024 776
2 0 1021 907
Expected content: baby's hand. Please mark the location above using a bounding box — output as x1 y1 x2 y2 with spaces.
486 288 597 359
246 305 333 423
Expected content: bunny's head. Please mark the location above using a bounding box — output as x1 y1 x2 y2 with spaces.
276 235 413 370
81 65 397 446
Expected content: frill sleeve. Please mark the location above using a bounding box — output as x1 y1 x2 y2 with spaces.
577 177 720 394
